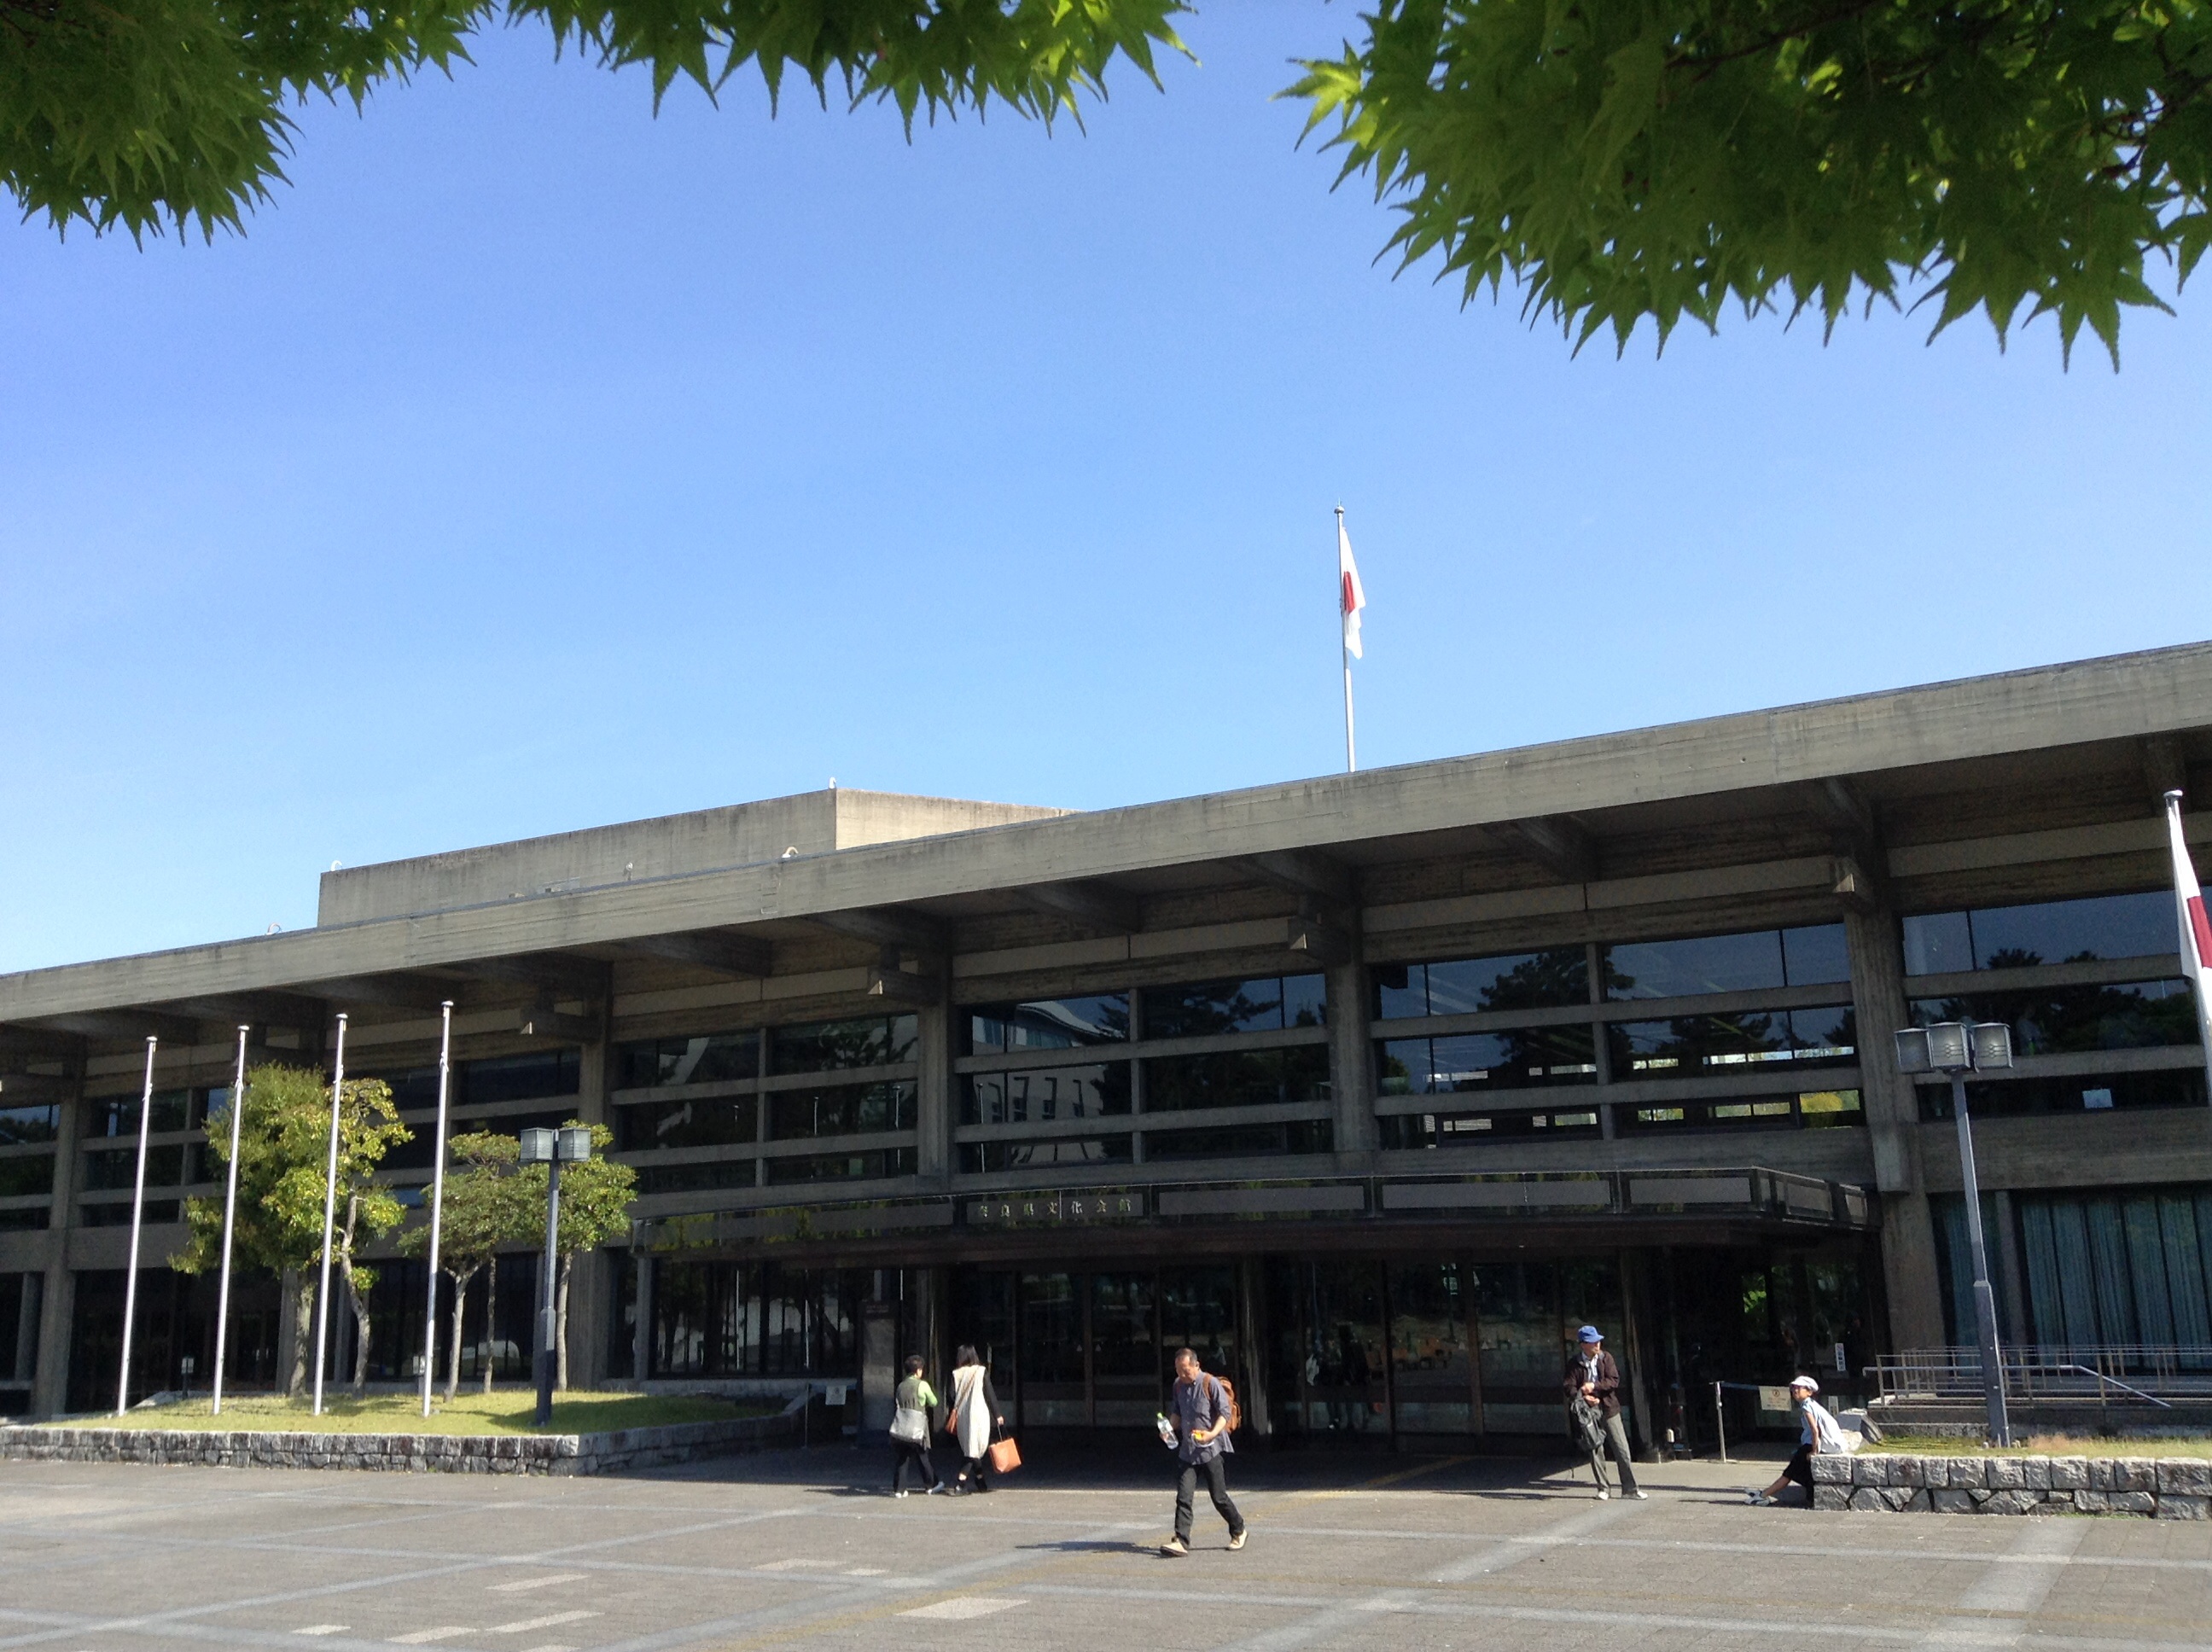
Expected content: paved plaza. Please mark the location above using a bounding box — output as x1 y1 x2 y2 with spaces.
0 1446 2207 1652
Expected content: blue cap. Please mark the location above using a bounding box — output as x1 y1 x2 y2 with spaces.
1577 1325 1603 1343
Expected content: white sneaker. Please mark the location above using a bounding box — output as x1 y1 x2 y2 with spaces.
893 1490 907 1498
1745 1491 1773 1506
1633 1490 1649 1500
1595 1488 1610 1500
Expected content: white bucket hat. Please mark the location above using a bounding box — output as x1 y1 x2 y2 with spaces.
1789 1374 1820 1393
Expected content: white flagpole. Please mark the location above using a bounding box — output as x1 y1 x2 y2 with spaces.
1336 506 1356 773
311 1014 347 1416
421 1000 454 1416
2163 790 2212 1101
116 1036 158 1416
211 1025 249 1416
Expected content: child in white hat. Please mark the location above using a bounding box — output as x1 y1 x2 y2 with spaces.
1747 1376 1844 1507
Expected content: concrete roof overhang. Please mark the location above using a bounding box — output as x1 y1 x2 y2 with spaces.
6 642 2210 1042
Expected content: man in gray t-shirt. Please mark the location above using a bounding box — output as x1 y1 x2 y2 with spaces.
1160 1347 1246 1556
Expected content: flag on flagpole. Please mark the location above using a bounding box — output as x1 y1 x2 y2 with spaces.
1337 510 1366 660
2162 790 2212 1071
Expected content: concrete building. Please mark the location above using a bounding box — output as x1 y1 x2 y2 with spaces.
3 643 2209 1449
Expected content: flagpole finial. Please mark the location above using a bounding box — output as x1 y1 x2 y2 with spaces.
2167 788 2186 805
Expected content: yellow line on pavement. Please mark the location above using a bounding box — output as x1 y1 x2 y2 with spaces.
1276 1455 1474 1504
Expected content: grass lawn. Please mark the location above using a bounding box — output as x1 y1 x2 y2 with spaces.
49 1391 781 1437
1867 1432 2212 1457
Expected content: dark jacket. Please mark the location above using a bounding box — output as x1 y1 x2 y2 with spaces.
1563 1347 1623 1421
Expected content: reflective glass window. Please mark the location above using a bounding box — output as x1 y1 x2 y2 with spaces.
958 1136 1133 1174
617 1095 759 1151
1141 976 1326 1038
1604 930 1786 999
1142 1120 1332 1160
637 1159 758 1195
766 1081 916 1140
1904 891 2179 975
1375 1028 1598 1094
963 994 1129 1053
1371 964 1428 1020
1142 1046 1330 1111
0 1106 57 1144
615 1032 759 1090
1909 978 2197 1056
769 1016 917 1074
961 1063 1131 1126
762 1147 917 1185
1782 924 1852 986
462 1050 582 1106
0 1155 53 1198
81 1089 195 1137
1427 949 1588 1015
80 1144 185 1190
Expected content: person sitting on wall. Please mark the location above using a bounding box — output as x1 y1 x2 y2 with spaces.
1747 1375 1845 1507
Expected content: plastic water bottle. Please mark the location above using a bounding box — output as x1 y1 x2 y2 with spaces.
1155 1411 1177 1448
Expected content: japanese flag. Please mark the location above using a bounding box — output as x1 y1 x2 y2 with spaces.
1337 510 1366 660
2163 790 2212 1053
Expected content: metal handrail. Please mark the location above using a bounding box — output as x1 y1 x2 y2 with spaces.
1868 1347 2209 1407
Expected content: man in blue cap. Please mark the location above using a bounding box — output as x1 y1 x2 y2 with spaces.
1563 1325 1644 1499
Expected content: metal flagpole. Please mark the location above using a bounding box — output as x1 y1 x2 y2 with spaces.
311 1014 347 1416
211 1026 250 1416
420 1001 454 1416
2163 791 2212 1102
116 1036 158 1417
1336 506 1356 773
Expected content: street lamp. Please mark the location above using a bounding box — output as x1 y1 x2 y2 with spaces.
519 1126 593 1428
1895 1020 2015 1446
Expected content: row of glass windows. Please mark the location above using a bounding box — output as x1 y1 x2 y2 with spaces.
616 1016 917 1091
1917 1068 2207 1121
960 1047 1330 1126
0 1155 55 1198
1909 978 2196 1057
1373 924 1851 1021
964 974 1326 1055
0 1105 58 1145
1903 890 2177 977
955 1119 1335 1175
369 1050 581 1111
618 1080 917 1152
1378 1008 1858 1095
634 1147 918 1194
1379 1088 1863 1148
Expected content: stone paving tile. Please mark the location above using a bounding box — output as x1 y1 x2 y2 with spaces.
1 1450 2208 1652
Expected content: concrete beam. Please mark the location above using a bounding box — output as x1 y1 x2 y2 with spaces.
516 990 602 1044
299 974 460 1013
608 930 773 979
151 990 328 1029
439 953 611 1003
0 1072 71 1104
1238 849 1357 906
806 908 948 956
1009 881 1141 935
865 963 943 1009
2143 734 2188 804
18 1010 201 1044
1499 816 1598 883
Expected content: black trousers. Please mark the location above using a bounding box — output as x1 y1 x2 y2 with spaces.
1782 1444 1816 1500
959 1453 992 1492
892 1439 940 1492
1174 1456 1243 1542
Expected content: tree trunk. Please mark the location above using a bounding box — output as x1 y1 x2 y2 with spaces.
288 1271 314 1398
340 1191 370 1394
482 1254 498 1395
444 1265 475 1402
556 1253 572 1392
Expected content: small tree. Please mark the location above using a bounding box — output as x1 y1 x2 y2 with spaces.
514 1120 637 1389
399 1130 527 1400
174 1063 410 1396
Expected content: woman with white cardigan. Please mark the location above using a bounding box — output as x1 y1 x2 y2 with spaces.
947 1344 1005 1494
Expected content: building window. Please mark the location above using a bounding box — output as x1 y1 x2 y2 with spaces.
1918 1068 2207 1120
1908 979 2197 1056
1144 1046 1330 1112
766 1081 916 1140
1604 923 1848 1001
1902 891 2177 976
614 1032 760 1091
617 1095 759 1152
648 1259 867 1377
1377 1110 1600 1148
1373 947 1587 1019
0 1106 58 1145
1618 1091 1860 1132
635 1160 760 1195
769 1016 918 1075
964 994 1129 1054
369 1050 582 1110
958 1136 1134 1174
962 1064 1130 1126
1138 974 1326 1038
0 1155 54 1198
762 1147 919 1186
82 1089 198 1138
1378 1027 1598 1094
1607 1005 1856 1074
1144 1120 1333 1160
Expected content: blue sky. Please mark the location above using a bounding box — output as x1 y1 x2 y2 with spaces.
3 6 2209 974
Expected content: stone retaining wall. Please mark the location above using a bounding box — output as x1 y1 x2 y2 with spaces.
1814 1452 2211 1517
0 1408 796 1476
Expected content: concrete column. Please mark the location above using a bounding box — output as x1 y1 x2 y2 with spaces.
632 1253 653 1382
31 1078 82 1418
1844 905 1945 1351
569 1036 609 1389
915 991 952 1187
1990 1189 2028 1344
1328 919 1377 1160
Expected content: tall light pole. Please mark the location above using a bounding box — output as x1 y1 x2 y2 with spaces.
520 1125 592 1428
311 1014 347 1416
419 1001 454 1417
1895 1020 2015 1446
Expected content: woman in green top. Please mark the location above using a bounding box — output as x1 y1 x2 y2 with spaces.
889 1354 946 1498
